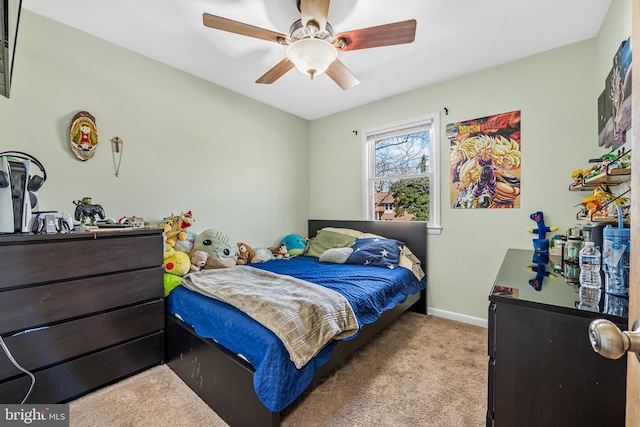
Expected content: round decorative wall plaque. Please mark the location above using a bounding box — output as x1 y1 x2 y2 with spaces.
69 111 98 161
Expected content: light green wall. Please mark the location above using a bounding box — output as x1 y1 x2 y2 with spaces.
309 1 631 321
596 0 632 83
1 11 310 246
2 5 631 322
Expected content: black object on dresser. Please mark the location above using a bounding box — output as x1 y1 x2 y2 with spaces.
487 249 627 427
0 228 165 404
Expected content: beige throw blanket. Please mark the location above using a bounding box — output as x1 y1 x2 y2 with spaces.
181 266 359 369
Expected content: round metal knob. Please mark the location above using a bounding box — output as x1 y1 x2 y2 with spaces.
589 318 640 360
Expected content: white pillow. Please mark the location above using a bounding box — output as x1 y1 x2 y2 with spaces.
319 247 353 264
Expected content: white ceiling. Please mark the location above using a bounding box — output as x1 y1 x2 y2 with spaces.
22 0 611 120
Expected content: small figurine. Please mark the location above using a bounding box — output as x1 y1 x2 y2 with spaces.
571 169 584 187
73 197 106 226
528 211 558 241
578 184 627 218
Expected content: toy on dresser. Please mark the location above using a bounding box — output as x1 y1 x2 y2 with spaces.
73 197 106 226
527 210 558 253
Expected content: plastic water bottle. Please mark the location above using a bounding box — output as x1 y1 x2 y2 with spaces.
579 241 602 289
579 286 602 312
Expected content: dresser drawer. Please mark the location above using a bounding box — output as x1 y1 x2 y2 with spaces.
0 267 163 335
0 300 164 380
0 232 163 290
0 332 164 404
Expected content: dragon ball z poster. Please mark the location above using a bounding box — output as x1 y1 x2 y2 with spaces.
447 110 521 209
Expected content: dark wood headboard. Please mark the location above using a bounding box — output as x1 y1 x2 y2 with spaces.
308 219 427 275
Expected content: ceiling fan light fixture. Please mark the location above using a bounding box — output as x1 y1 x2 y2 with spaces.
286 38 337 80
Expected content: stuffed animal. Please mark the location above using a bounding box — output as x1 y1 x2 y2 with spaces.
237 242 257 265
271 243 290 260
164 246 191 276
279 234 308 256
527 211 558 241
189 250 208 272
191 229 239 269
163 245 191 296
252 247 275 263
163 273 182 297
159 211 195 247
174 230 198 254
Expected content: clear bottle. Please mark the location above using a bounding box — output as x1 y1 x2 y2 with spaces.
579 286 602 312
579 241 602 289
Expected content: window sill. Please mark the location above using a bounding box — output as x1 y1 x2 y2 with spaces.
427 225 442 235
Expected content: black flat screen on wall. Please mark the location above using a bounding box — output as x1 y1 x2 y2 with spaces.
0 0 22 98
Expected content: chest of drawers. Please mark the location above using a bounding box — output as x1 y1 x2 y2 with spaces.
0 228 165 403
487 249 627 427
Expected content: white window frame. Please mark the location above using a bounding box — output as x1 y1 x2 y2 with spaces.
361 112 441 234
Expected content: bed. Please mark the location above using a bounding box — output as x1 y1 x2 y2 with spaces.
165 219 427 427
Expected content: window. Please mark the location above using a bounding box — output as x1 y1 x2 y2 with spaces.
363 113 440 232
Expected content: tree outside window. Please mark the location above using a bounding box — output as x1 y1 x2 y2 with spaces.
364 113 440 229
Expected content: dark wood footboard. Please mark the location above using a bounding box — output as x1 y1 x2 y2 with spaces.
165 219 428 427
166 291 420 427
165 314 279 427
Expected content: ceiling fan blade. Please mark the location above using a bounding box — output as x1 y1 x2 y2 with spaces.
334 19 417 52
256 58 295 84
299 0 330 31
203 13 290 44
325 59 360 90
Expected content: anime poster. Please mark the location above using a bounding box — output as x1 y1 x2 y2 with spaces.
598 37 632 148
447 110 521 209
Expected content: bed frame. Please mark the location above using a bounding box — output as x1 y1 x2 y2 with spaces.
165 219 427 427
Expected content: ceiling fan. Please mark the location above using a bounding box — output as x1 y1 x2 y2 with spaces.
202 0 417 90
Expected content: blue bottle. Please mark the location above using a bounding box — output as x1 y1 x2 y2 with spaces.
602 224 630 296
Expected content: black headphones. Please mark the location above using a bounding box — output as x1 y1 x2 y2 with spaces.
0 151 47 191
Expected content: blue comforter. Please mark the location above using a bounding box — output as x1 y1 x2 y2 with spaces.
165 256 425 412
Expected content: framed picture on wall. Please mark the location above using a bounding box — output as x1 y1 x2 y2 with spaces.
598 37 632 149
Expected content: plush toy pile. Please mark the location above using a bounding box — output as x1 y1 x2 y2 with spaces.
160 211 195 248
158 212 310 294
279 234 308 256
185 230 308 269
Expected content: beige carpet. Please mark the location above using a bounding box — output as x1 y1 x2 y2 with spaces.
69 313 487 427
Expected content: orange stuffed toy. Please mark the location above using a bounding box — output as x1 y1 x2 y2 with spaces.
237 242 257 265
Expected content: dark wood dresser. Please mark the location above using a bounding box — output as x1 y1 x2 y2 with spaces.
487 248 627 427
0 228 165 403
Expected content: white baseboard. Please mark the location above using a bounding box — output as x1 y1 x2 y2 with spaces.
427 307 488 328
